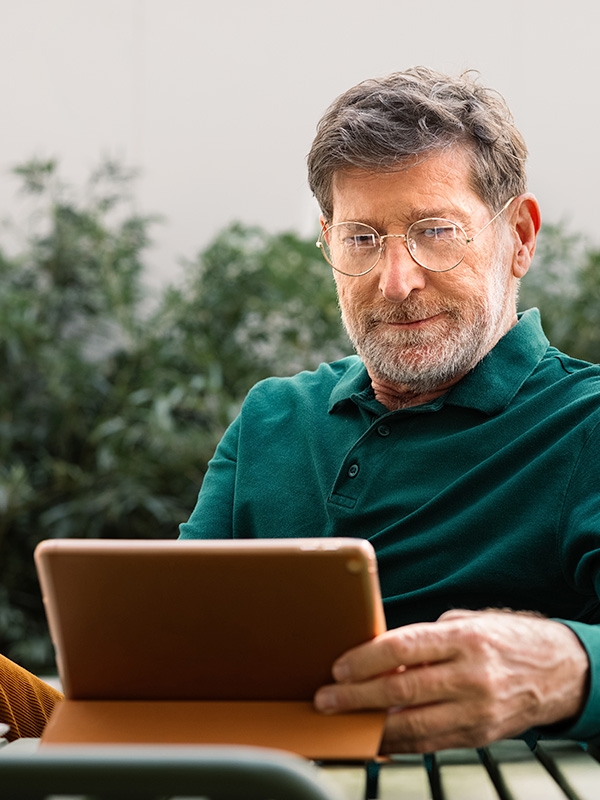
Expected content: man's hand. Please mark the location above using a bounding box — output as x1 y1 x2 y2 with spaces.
314 609 589 753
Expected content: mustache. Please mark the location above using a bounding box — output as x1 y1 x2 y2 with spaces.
363 299 460 326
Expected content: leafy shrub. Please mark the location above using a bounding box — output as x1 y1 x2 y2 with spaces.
0 161 350 670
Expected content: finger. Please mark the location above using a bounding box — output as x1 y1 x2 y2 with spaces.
316 667 533 754
379 681 552 755
315 660 458 714
436 608 479 622
379 701 495 754
332 621 461 683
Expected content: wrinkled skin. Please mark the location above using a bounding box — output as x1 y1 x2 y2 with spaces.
314 609 589 753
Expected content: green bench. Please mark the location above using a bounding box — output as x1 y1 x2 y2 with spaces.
1 737 600 799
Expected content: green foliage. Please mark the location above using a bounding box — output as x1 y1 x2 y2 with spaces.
519 222 600 363
165 224 351 399
6 157 597 674
0 160 350 671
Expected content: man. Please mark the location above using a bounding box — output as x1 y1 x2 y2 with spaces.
2 67 599 752
180 67 599 753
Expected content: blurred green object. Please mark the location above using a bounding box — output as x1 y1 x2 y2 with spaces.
0 160 351 671
519 220 600 364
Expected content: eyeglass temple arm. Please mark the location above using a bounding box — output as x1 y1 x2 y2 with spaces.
466 196 516 244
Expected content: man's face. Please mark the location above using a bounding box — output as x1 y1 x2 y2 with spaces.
328 149 518 397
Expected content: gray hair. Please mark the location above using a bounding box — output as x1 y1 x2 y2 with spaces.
307 66 528 222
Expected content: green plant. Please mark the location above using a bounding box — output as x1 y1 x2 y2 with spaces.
519 221 600 363
0 162 351 670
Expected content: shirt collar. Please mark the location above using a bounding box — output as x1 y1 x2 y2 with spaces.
447 308 549 414
328 356 374 413
328 309 549 417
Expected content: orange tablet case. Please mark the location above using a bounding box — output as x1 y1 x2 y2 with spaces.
35 538 387 759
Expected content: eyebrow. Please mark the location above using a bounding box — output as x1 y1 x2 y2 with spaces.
339 205 470 231
410 205 466 221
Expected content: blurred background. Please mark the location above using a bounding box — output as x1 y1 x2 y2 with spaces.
2 0 600 286
1 0 600 669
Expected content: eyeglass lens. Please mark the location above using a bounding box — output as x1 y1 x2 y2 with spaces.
319 220 467 274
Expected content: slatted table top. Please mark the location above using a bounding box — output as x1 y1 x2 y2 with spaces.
1 736 599 799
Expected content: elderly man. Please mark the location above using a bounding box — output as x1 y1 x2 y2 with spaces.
2 67 599 752
180 67 599 753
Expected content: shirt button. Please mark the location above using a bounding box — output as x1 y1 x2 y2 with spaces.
347 463 360 478
377 424 391 437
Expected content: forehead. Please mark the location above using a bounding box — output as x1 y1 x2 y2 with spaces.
330 148 485 225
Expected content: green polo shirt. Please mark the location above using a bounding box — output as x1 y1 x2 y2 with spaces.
180 309 600 741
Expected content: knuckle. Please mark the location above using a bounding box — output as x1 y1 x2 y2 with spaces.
458 666 503 714
456 619 490 654
401 713 433 743
381 669 419 706
383 711 432 753
471 700 502 731
381 631 410 663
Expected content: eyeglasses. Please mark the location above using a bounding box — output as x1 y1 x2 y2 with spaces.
316 196 516 276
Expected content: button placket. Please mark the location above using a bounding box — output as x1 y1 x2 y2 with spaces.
328 418 395 509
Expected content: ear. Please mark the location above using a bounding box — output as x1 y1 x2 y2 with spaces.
510 193 541 279
319 214 328 232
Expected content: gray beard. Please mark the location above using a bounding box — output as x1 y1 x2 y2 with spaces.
347 309 492 395
340 281 510 396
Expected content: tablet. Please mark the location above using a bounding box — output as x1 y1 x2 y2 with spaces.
35 537 386 702
35 538 387 757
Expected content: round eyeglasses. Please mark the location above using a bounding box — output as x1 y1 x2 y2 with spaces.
316 196 515 276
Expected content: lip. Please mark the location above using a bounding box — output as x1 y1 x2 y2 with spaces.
383 312 444 329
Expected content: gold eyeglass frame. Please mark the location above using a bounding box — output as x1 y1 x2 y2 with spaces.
316 195 516 276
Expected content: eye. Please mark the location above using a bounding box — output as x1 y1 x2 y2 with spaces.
408 219 464 250
344 233 379 249
420 224 459 242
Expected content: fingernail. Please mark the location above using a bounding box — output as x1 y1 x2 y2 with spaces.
332 660 350 682
315 688 338 713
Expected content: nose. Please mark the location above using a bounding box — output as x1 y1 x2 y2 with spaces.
377 236 427 302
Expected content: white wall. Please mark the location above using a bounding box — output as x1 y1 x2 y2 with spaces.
1 0 598 289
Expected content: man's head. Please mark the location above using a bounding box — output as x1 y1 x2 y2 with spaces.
308 68 541 408
308 66 528 224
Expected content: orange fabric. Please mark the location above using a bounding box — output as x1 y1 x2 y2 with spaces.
0 654 64 741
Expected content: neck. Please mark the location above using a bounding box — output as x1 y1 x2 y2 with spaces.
369 374 464 410
368 308 521 411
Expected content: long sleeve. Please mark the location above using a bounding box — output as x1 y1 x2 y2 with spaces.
0 654 64 741
179 415 240 540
